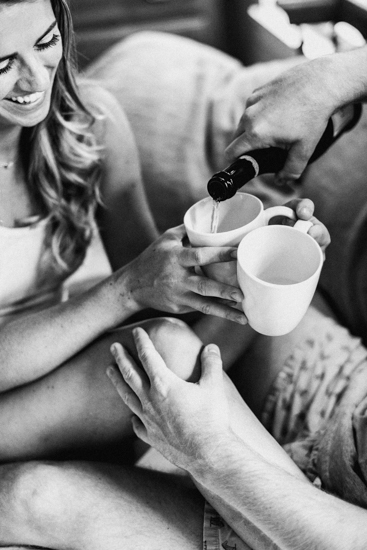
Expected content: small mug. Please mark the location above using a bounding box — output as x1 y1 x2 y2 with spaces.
237 219 323 336
183 192 299 286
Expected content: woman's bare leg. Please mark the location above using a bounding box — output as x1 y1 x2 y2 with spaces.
0 460 204 550
0 317 203 462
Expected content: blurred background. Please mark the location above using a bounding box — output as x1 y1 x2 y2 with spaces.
69 0 367 69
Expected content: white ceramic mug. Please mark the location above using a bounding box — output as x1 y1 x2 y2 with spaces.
183 192 299 285
237 219 323 336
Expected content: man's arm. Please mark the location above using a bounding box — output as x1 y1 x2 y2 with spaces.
192 435 367 550
226 45 367 184
108 328 367 550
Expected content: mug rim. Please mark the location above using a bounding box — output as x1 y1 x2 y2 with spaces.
183 192 263 237
237 224 323 287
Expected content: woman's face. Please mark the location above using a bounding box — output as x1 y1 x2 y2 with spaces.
0 0 63 129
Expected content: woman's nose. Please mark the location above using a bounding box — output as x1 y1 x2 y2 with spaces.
17 54 50 92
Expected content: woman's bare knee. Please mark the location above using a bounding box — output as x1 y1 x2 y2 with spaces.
123 317 203 382
147 317 203 381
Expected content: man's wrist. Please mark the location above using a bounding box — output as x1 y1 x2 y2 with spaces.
320 46 367 109
188 431 249 486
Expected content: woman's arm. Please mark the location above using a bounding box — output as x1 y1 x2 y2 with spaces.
0 85 246 391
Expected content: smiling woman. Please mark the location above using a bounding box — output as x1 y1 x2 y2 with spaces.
0 4 62 127
0 0 101 258
0 0 248 462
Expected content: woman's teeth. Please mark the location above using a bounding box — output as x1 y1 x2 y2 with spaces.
9 91 44 104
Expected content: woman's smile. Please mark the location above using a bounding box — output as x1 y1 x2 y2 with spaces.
4 90 46 111
0 0 62 128
6 91 45 105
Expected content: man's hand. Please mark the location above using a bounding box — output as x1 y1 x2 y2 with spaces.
107 327 231 472
285 198 330 253
225 56 344 185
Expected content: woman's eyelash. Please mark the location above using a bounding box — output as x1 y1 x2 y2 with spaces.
36 33 60 51
0 57 15 76
0 33 60 76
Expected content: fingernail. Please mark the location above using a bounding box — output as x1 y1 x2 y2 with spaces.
230 249 238 259
231 291 243 302
110 344 118 357
299 207 312 218
205 344 220 356
106 365 115 379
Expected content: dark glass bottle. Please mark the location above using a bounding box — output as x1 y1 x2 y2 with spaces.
207 103 362 201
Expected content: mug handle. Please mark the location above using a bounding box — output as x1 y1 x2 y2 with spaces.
263 205 313 234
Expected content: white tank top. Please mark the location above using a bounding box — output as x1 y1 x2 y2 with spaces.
0 218 111 325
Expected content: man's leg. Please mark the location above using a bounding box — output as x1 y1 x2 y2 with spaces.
0 460 204 550
0 317 203 462
229 291 337 417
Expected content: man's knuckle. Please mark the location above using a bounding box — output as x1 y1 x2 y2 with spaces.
197 278 208 296
122 367 132 382
201 303 211 315
220 287 229 299
139 349 150 363
193 249 203 265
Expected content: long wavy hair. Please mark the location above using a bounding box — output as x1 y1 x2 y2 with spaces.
3 0 102 276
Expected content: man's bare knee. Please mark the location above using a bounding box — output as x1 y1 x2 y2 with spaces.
0 461 80 541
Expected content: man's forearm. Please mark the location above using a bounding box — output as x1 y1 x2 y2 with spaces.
321 45 367 108
191 435 367 550
195 480 280 550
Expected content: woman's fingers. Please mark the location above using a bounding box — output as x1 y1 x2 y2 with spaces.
307 220 330 252
285 198 314 217
185 294 247 325
179 245 237 268
284 198 330 251
186 274 243 303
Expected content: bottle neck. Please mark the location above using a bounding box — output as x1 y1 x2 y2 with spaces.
207 103 362 201
207 157 258 201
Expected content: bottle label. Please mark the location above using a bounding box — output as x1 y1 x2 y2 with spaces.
239 154 260 177
331 104 354 137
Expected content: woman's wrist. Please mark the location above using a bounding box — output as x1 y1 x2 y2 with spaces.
95 266 142 328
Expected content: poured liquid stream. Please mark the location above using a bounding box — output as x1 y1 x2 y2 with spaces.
210 200 220 233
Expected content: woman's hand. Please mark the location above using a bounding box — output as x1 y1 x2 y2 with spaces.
107 328 230 472
285 198 330 253
122 225 247 325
